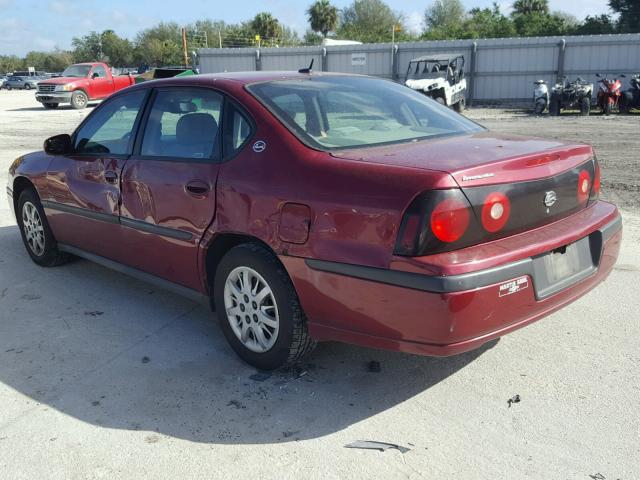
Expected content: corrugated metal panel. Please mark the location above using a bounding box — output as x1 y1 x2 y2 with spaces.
197 34 640 102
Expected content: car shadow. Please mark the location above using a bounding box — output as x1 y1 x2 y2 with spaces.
6 105 97 112
0 224 496 444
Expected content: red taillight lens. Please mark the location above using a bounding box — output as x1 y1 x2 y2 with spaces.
577 169 591 203
481 192 511 233
593 163 601 194
430 198 470 243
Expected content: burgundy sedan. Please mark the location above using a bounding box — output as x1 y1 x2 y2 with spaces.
7 72 622 370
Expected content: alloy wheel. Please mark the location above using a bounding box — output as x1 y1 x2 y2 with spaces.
223 266 280 353
22 201 45 256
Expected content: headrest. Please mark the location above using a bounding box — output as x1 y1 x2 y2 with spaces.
176 113 217 144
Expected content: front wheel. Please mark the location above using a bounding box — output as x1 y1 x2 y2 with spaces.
24 83 31 90
70 90 88 109
580 97 591 116
214 243 316 370
17 189 70 267
453 98 465 113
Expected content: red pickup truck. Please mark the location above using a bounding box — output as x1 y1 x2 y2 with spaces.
35 62 135 109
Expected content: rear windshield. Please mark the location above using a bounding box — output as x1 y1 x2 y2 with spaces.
247 76 482 150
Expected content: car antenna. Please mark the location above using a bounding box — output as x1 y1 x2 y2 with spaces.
298 59 314 74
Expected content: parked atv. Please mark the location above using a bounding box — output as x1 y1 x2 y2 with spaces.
549 76 593 116
532 79 549 114
596 73 623 115
405 54 467 112
620 73 640 113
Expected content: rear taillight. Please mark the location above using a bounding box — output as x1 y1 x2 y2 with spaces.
394 189 476 256
577 169 591 203
481 192 511 233
589 159 601 203
431 198 470 242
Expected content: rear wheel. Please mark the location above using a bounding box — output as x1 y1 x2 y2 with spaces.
603 100 612 115
580 96 591 116
453 98 465 113
24 83 31 90
213 243 316 370
17 189 70 267
70 90 88 109
43 103 59 109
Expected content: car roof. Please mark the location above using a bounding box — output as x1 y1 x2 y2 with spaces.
136 71 363 89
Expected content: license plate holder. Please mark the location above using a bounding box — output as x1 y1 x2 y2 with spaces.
532 233 601 299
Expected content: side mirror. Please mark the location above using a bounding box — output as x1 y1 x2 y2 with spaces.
92 72 99 79
595 73 601 78
44 134 72 155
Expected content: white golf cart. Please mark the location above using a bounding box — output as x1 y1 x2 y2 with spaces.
404 54 467 112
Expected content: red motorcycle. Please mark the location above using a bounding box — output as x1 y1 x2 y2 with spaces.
596 73 624 115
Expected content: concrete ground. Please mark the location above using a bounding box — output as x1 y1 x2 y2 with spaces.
0 90 639 479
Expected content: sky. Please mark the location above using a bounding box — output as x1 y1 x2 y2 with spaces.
1 0 613 56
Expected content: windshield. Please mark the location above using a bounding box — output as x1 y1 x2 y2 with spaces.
62 65 92 78
248 76 482 150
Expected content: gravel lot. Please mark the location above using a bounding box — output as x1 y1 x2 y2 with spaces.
0 89 639 479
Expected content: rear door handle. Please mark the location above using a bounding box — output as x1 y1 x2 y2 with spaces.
105 171 118 184
185 180 210 196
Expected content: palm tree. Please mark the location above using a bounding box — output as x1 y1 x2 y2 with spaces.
307 0 339 38
512 0 549 15
250 12 281 40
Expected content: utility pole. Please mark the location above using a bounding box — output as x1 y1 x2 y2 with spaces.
181 27 189 67
218 29 222 48
203 30 208 48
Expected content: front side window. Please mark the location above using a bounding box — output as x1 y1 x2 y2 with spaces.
73 90 146 155
248 76 483 150
140 88 222 160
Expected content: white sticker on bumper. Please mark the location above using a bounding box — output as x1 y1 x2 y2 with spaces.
499 276 529 297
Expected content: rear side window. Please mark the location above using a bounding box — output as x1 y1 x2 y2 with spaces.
140 88 222 160
73 90 146 155
223 104 253 156
92 65 107 78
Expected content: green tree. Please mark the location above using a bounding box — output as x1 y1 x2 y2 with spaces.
512 11 571 36
0 55 25 73
100 30 134 66
307 0 339 37
462 5 516 38
134 22 183 66
338 0 405 43
609 0 640 32
575 14 618 34
512 0 549 15
424 0 465 31
71 31 104 62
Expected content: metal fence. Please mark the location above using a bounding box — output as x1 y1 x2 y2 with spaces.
198 33 640 104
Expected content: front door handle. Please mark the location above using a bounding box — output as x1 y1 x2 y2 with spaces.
105 171 118 184
185 180 210 196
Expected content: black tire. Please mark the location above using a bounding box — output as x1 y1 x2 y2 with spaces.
24 83 31 90
435 97 446 105
603 100 612 115
549 97 560 116
43 103 59 109
580 96 591 116
70 90 88 109
6 86 11 91
534 100 546 115
213 243 316 370
619 92 632 113
453 98 465 113
16 189 70 267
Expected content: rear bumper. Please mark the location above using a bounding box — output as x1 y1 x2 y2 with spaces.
283 201 622 356
35 92 72 103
